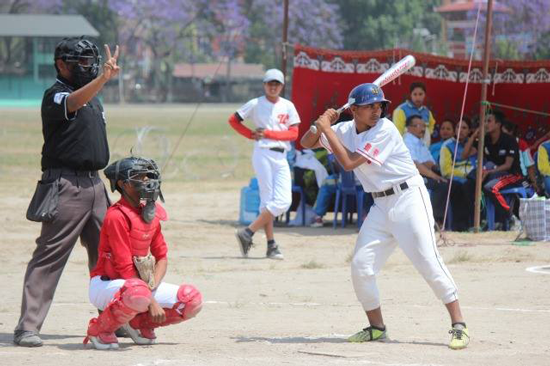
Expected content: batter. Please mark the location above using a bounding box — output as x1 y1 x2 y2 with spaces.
301 83 469 350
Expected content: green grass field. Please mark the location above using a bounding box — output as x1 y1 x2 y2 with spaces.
1 104 256 186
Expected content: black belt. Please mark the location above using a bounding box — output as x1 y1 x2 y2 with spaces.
372 182 409 198
47 168 98 178
269 147 285 153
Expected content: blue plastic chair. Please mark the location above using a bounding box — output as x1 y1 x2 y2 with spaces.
485 186 534 230
285 185 306 226
332 170 366 229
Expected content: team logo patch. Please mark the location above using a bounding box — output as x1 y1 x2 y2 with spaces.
364 143 372 152
277 114 289 125
371 86 380 95
373 148 380 157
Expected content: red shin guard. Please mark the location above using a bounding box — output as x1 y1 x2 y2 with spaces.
129 284 203 335
85 278 151 343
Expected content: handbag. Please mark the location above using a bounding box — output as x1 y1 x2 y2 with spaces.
26 178 60 222
519 197 550 241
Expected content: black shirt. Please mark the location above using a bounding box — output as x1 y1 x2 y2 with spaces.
483 132 521 175
40 76 109 171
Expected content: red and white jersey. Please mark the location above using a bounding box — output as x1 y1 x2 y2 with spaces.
320 117 419 193
237 96 300 151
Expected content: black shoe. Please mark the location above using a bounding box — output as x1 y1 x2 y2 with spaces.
235 229 253 257
14 330 43 347
266 245 284 260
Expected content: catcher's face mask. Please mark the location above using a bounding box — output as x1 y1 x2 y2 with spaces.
126 165 162 223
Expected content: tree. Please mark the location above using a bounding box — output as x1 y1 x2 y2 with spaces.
243 0 343 67
469 0 550 60
336 0 443 52
108 0 249 102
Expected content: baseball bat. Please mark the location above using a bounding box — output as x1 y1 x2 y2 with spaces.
311 55 416 133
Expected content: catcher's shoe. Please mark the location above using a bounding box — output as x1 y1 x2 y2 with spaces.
449 324 470 350
235 229 253 257
121 323 156 345
85 332 119 350
266 245 284 260
348 326 387 343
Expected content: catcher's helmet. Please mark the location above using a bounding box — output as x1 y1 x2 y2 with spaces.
54 36 101 88
104 157 163 202
348 83 391 117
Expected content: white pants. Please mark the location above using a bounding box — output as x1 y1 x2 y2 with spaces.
252 146 292 217
89 276 180 310
351 175 458 311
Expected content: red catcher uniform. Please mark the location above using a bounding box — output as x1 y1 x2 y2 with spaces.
85 197 202 349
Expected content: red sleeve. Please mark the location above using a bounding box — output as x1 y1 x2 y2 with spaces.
150 225 168 261
228 113 253 139
105 211 139 279
263 126 299 141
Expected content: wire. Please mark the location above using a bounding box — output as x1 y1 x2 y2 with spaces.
439 0 483 240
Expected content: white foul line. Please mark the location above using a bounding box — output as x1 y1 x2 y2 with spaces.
526 265 550 275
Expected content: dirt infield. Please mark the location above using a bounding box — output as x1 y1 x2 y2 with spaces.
1 180 549 365
1 105 549 365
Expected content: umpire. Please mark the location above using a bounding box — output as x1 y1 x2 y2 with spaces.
14 36 120 347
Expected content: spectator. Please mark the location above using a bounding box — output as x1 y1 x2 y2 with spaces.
392 81 436 146
537 140 550 196
439 117 477 231
430 119 455 163
403 115 448 226
462 110 523 228
14 37 118 347
502 120 543 196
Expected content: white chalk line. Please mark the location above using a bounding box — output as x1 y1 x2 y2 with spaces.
49 300 550 315
206 300 550 314
526 265 550 275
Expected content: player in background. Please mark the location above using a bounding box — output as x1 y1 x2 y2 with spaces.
301 83 469 350
229 69 301 260
392 81 436 146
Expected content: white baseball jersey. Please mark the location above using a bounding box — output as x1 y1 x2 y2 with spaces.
237 96 300 151
320 117 418 192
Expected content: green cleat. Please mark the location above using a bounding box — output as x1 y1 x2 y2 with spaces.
348 326 387 343
449 325 470 350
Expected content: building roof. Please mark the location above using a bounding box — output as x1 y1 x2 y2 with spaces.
173 63 265 79
435 0 511 13
0 14 99 37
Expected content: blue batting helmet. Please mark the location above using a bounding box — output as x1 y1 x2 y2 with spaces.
348 83 391 117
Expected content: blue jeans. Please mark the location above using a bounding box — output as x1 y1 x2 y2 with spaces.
313 175 337 217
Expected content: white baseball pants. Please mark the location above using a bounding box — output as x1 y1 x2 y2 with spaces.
351 175 458 311
89 276 180 310
252 146 292 217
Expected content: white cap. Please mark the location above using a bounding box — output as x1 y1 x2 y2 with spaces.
263 68 285 84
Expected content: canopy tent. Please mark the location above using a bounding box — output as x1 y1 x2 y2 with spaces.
291 45 550 149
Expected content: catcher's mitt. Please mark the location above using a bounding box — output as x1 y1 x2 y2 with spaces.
133 254 156 289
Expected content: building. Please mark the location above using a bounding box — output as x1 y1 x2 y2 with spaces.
435 0 511 59
171 62 265 103
0 14 99 106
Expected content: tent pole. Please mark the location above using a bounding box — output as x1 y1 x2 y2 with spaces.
473 0 494 233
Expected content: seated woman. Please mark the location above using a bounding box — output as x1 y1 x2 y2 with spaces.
84 157 202 350
439 118 477 231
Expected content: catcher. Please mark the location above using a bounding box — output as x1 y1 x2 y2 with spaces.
84 157 202 350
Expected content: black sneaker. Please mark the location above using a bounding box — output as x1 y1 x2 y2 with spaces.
235 228 253 257
266 245 284 260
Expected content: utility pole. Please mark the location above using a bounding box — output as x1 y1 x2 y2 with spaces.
281 0 289 96
473 0 494 232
